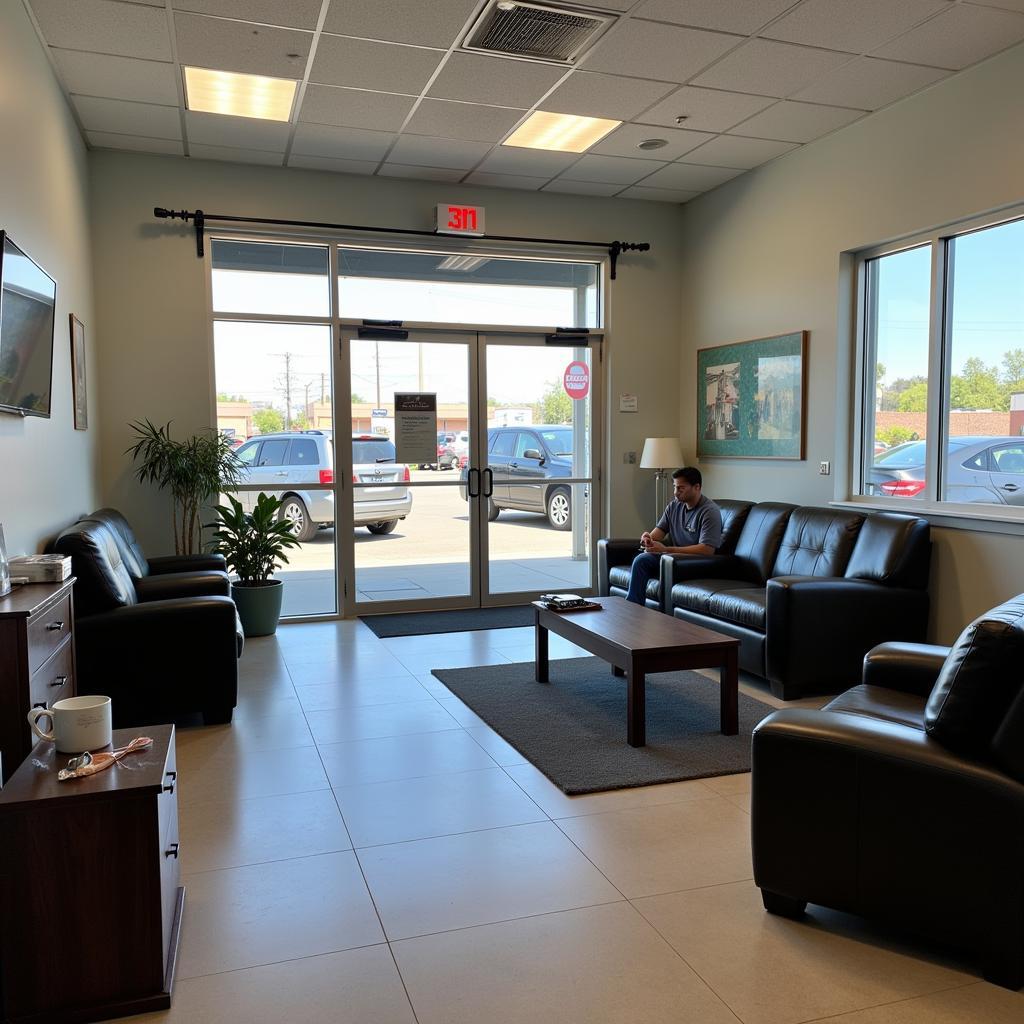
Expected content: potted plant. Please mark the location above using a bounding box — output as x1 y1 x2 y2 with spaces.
209 493 300 637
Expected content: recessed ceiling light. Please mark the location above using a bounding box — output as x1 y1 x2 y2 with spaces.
183 66 297 122
502 110 620 153
637 138 668 150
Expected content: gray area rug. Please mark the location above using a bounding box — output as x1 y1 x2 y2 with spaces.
361 605 534 638
432 657 775 795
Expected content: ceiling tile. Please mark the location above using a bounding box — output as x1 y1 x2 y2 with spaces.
763 0 952 53
476 148 580 176
299 86 414 131
592 122 713 160
323 0 480 48
638 85 776 131
427 52 564 108
189 144 285 165
635 0 801 35
583 19 739 82
966 0 1024 11
86 131 184 156
729 99 865 142
405 99 524 143
389 135 491 169
619 185 701 202
173 13 309 79
683 134 798 168
641 162 744 189
692 38 854 96
791 56 950 109
291 123 395 159
569 0 634 10
52 49 179 105
377 164 467 182
172 0 324 30
871 4 1024 69
29 0 172 60
465 172 550 190
287 154 381 174
541 179 624 196
560 154 666 184
542 72 675 121
185 110 292 149
311 35 444 93
72 95 181 139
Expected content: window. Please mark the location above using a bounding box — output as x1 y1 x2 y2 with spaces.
257 439 289 466
288 438 319 465
856 210 1024 514
490 431 515 457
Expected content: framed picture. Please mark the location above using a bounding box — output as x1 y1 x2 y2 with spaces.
69 314 87 430
697 331 807 460
0 523 10 598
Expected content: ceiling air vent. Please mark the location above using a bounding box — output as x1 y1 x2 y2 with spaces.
461 1 615 67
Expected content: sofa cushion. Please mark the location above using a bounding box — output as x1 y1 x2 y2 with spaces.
772 508 865 578
673 579 766 630
925 595 1024 754
716 499 754 555
825 684 927 731
84 508 150 578
731 503 795 583
52 522 138 615
844 512 931 589
608 565 632 590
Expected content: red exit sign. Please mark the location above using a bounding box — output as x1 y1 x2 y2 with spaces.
435 203 485 237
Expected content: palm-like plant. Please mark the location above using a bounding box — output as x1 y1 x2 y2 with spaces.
208 493 300 585
127 419 241 555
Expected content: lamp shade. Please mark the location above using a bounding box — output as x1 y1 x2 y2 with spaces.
640 437 684 470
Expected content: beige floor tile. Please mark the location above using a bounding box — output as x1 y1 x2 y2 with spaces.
178 789 351 873
132 946 415 1023
235 665 294 693
504 761 718 819
175 713 314 758
723 790 751 814
176 744 329 806
287 659 412 687
230 691 302 723
177 851 384 978
305 699 460 744
391 902 737 1024
800 982 1023 1023
633 881 975 1024
334 767 546 847
465 725 529 766
701 772 751 795
295 674 430 710
319 729 498 787
555 797 752 898
359 821 623 940
435 696 488 728
393 648 513 671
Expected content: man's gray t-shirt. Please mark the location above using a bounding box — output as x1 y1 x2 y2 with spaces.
656 494 723 551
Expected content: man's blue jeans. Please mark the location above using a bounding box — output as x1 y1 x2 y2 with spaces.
625 551 660 605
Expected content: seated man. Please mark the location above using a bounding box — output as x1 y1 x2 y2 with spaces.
625 466 723 605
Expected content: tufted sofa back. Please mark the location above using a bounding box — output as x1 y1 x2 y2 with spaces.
51 521 139 616
731 503 796 583
715 499 754 556
772 508 865 578
81 508 150 578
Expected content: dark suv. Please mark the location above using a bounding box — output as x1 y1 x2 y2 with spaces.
462 425 576 529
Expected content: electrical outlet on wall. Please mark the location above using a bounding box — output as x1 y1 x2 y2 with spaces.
819 460 831 475
624 451 637 464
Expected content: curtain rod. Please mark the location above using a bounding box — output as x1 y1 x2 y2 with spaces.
152 207 650 279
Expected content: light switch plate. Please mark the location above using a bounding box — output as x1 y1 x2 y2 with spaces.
819 460 831 475
625 451 637 464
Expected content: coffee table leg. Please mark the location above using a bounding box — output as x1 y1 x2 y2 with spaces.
627 661 646 747
535 616 549 684
721 647 738 735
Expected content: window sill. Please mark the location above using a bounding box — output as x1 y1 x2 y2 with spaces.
830 497 1024 537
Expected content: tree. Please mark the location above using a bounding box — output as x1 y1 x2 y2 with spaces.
252 408 283 434
216 392 246 402
1002 349 1024 398
879 374 926 411
897 380 928 412
950 357 1003 410
537 378 572 424
351 392 366 403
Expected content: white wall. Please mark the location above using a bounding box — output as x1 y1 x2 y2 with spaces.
678 41 1024 642
0 1 98 556
88 151 686 553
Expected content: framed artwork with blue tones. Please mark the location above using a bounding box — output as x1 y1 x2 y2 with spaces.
697 332 807 460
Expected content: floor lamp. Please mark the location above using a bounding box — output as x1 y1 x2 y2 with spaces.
640 437 684 524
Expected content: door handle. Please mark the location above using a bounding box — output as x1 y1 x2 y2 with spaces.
275 471 288 477
467 467 480 498
483 468 493 498
509 461 519 468
1001 483 1019 491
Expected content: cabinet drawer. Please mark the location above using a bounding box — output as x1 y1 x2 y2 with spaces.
27 593 72 675
157 741 178 842
28 639 74 710
159 798 181 965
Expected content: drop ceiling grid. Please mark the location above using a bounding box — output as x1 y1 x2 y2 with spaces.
22 0 1024 203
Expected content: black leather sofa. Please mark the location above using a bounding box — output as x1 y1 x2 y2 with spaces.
599 502 931 699
751 596 1024 989
51 512 242 727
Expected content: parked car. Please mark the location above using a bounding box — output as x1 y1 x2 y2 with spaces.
421 432 461 470
460 425 578 529
233 430 412 540
867 435 1024 504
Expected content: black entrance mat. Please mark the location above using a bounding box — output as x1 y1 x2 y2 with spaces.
432 657 775 795
360 605 535 638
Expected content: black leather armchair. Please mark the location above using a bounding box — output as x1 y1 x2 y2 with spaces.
751 596 1024 989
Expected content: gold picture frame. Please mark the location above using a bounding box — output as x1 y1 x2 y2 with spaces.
70 314 87 430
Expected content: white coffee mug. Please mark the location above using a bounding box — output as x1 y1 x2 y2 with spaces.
28 695 113 753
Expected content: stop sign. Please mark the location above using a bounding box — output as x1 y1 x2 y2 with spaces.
563 361 590 400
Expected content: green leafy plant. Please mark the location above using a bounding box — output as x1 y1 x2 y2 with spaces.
209 493 300 585
127 419 242 555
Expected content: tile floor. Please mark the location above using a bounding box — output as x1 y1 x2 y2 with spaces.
131 620 1021 1024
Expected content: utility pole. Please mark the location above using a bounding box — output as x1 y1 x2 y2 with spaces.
303 381 312 424
375 342 381 409
320 372 326 403
283 352 292 429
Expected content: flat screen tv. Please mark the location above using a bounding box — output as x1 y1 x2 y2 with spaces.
0 231 56 418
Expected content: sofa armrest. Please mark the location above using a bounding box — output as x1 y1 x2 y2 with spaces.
597 538 640 596
77 596 239 648
148 552 227 574
765 577 929 699
862 642 950 697
134 570 230 602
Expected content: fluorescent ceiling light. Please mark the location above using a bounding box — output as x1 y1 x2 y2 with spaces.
502 110 620 153
183 66 297 122
437 255 489 271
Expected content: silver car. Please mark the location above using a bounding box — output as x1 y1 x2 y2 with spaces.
233 430 412 540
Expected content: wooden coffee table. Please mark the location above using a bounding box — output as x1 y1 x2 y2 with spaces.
533 597 740 748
